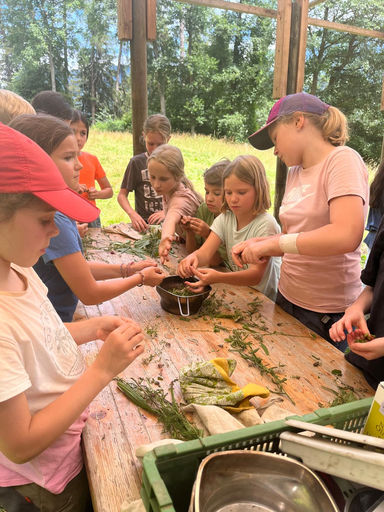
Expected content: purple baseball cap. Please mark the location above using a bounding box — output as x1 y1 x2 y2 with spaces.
249 92 330 150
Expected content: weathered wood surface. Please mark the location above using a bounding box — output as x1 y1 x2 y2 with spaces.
78 228 373 512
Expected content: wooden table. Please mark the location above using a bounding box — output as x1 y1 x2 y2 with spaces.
77 228 373 512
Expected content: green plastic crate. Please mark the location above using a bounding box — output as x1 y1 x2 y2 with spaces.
141 397 373 512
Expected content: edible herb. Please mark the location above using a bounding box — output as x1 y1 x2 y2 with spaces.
116 377 203 441
168 286 195 297
331 369 342 376
145 325 158 339
224 329 295 404
322 385 357 407
355 333 376 344
106 230 162 259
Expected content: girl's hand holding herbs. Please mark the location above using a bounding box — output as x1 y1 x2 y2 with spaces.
130 260 158 274
186 267 217 293
232 236 282 267
159 235 175 264
141 266 165 286
188 218 211 238
95 316 138 342
78 183 89 194
95 320 144 379
180 215 194 232
178 253 199 278
329 304 369 343
87 186 99 200
345 329 384 360
147 210 165 225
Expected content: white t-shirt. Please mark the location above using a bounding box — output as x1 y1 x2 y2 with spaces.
0 265 88 493
279 146 369 313
211 211 281 301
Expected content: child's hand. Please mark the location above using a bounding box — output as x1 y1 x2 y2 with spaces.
96 320 144 379
189 218 211 238
96 316 135 341
180 215 194 232
178 253 199 278
76 222 89 238
348 331 384 360
148 210 165 225
131 260 158 274
186 268 218 293
159 236 175 264
130 212 149 232
329 305 368 343
78 183 89 195
142 266 165 286
232 237 279 267
87 187 99 200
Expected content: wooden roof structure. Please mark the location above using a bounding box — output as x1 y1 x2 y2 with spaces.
118 0 384 217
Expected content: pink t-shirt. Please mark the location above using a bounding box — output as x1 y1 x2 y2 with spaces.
163 182 201 236
278 146 369 313
0 266 88 494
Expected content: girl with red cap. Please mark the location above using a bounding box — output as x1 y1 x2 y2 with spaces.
0 122 145 511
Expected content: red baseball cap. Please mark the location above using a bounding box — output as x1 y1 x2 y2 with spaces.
249 93 330 150
1 123 99 223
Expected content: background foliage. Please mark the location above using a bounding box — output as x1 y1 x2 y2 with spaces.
0 0 383 162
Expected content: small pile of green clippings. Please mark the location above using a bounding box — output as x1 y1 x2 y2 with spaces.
168 286 196 297
116 377 203 441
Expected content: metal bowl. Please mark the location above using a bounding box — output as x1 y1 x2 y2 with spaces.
194 451 339 512
156 276 211 316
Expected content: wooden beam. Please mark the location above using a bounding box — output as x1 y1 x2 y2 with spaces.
296 0 309 92
146 0 157 41
117 0 132 41
273 0 291 99
131 0 148 155
307 16 384 40
308 0 327 8
381 75 384 111
175 0 384 40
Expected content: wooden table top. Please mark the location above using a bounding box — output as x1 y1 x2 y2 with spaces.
77 227 373 512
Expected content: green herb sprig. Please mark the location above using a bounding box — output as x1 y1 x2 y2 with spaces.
116 377 203 441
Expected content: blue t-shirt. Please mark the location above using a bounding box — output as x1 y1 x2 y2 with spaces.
33 212 83 322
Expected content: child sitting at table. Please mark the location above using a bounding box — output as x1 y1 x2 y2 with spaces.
71 109 113 228
10 114 165 322
118 114 171 232
0 122 145 512
148 144 203 264
329 214 384 390
181 159 230 268
178 155 281 302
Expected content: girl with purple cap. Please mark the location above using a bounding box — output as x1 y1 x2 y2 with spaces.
0 123 145 511
232 93 369 350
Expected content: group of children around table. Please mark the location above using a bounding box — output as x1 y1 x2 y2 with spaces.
0 88 384 512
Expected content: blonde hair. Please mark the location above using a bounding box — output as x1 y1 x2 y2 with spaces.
143 114 171 142
148 145 203 203
203 158 230 187
0 90 35 125
221 155 271 215
278 106 349 146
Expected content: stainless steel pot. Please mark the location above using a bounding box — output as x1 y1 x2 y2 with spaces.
193 450 339 512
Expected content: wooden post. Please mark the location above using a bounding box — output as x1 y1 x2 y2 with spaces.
131 0 148 155
147 0 157 41
117 0 132 41
273 0 305 222
273 0 291 99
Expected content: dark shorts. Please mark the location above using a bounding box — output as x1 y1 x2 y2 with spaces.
11 466 92 512
276 290 347 352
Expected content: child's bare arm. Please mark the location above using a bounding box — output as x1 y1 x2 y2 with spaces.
0 320 143 464
88 176 113 200
53 252 165 304
117 189 148 232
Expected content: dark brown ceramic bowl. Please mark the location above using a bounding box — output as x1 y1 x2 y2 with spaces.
156 276 211 316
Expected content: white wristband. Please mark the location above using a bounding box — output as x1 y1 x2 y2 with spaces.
279 233 301 254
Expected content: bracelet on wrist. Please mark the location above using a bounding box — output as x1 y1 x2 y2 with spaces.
135 271 145 287
120 263 125 278
126 261 133 277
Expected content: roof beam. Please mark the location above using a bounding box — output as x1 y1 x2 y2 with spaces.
176 0 384 40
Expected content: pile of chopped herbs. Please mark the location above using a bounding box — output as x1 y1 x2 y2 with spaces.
106 229 162 259
322 385 357 407
116 377 203 441
168 286 196 297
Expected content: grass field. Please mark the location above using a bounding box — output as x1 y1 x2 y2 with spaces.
84 130 278 226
